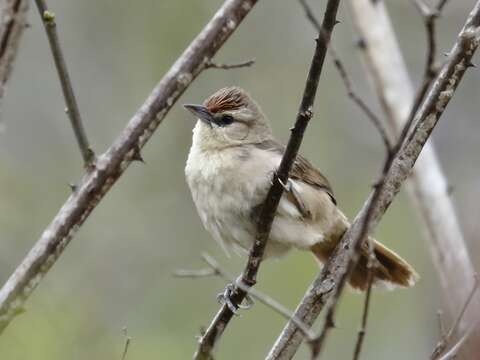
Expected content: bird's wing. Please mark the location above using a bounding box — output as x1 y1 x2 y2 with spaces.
254 139 337 221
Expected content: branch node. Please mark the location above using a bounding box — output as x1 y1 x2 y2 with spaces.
131 145 145 164
68 183 77 193
42 10 55 25
205 58 255 70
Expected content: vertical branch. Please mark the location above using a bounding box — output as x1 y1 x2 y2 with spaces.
0 0 29 104
193 1 341 359
34 0 94 167
348 0 480 354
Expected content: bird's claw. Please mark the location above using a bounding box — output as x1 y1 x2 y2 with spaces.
278 177 291 191
216 283 254 315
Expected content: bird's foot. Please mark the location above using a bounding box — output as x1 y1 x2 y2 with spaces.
277 177 292 191
216 283 254 315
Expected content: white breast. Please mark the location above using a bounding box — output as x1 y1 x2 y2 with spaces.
185 132 331 258
186 142 275 254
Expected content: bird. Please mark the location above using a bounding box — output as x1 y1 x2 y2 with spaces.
184 86 418 294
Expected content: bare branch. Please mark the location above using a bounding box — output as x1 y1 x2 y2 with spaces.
348 0 480 358
193 1 341 358
121 327 132 360
298 0 393 153
436 0 450 13
173 268 219 278
0 0 29 105
267 2 480 357
351 271 374 360
0 0 259 335
436 329 472 360
352 239 377 360
34 0 95 167
205 58 255 69
398 0 445 151
431 275 479 359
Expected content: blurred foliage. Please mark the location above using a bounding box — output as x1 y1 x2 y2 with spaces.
0 0 479 359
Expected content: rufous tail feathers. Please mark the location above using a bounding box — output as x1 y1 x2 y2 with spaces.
311 237 419 291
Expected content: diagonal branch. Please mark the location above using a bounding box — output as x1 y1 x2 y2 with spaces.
0 0 29 105
34 0 95 167
0 0 259 335
267 2 480 358
193 1 341 359
348 0 480 357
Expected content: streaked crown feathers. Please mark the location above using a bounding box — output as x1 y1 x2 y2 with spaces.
203 86 249 113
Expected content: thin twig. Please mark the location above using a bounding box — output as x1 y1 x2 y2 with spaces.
352 270 374 360
352 237 378 360
431 274 479 359
205 58 255 69
397 0 444 152
121 327 132 360
0 0 259 335
267 2 480 357
173 268 219 278
0 0 29 105
34 0 94 167
436 0 450 13
194 1 341 359
437 311 446 339
298 0 393 153
437 328 472 360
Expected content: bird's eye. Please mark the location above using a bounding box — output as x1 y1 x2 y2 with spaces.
218 114 234 126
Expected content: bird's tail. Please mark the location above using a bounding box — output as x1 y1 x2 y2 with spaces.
311 237 419 291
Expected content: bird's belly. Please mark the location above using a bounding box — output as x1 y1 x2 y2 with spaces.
185 147 326 258
190 173 259 254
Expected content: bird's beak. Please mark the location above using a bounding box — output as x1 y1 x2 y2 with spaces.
183 104 214 125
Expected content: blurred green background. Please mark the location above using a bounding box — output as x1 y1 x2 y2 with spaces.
1 0 479 359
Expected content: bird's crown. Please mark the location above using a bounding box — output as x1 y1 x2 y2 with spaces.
203 86 249 113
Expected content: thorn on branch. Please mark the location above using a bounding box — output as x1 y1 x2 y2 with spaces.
132 145 145 163
356 37 367 50
205 58 255 70
466 61 477 68
68 183 77 193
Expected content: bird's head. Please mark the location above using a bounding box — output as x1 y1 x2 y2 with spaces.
184 87 272 150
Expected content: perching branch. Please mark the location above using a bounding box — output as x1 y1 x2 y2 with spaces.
193 1 341 359
0 0 29 104
348 0 480 357
267 2 480 358
0 0 259 335
176 253 359 359
34 0 95 167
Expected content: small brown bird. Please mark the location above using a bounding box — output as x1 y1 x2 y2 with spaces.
184 86 418 291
